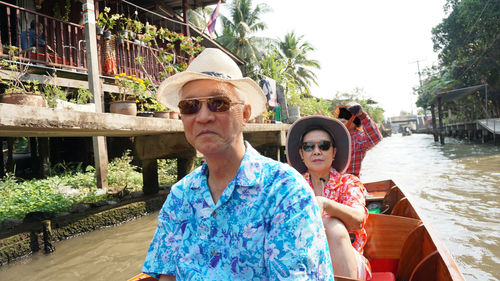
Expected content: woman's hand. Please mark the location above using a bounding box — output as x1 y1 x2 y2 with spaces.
315 196 328 213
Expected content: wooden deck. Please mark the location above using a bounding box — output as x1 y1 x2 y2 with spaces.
0 103 289 138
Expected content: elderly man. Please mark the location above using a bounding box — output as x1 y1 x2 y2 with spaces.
142 48 334 280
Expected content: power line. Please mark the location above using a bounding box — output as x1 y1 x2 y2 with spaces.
462 0 492 45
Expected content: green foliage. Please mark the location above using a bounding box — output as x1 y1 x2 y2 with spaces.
414 66 458 110
217 0 272 71
431 0 500 89
158 159 177 186
107 150 142 189
0 150 151 222
278 31 320 96
299 97 334 117
42 83 67 108
71 87 93 104
0 47 42 95
331 90 385 125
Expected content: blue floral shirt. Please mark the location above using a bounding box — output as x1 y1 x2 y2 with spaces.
142 143 334 280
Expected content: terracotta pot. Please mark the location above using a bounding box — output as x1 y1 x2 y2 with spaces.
153 111 169 118
109 101 137 116
255 116 265 123
1 93 46 107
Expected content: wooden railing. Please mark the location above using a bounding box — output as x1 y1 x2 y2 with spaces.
0 1 189 83
0 0 87 72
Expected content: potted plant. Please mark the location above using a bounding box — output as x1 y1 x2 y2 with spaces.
0 47 46 107
151 99 170 118
97 7 121 40
110 73 147 116
131 20 143 43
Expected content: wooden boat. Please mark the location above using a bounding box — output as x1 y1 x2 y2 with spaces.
128 179 465 281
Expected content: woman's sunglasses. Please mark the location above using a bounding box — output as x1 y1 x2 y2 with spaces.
177 96 243 114
301 141 334 152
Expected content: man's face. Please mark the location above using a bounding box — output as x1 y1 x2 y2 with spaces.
179 79 251 156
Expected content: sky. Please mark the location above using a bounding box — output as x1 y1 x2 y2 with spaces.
218 0 449 118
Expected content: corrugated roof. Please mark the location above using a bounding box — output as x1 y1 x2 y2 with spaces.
430 84 486 105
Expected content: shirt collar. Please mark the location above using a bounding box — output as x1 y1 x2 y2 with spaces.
190 141 260 189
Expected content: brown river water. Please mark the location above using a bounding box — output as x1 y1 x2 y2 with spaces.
0 134 499 281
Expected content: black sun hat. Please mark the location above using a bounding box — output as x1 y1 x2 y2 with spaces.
286 115 351 174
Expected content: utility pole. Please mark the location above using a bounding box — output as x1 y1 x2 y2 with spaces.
410 59 425 116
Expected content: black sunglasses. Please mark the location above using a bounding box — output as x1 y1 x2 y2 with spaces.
301 141 334 152
177 95 243 114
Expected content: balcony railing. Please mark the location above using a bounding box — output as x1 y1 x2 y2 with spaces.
0 1 191 83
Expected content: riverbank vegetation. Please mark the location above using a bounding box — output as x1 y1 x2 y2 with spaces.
0 150 178 222
415 0 499 121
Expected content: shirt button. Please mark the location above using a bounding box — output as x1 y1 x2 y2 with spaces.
212 251 217 256
212 211 217 217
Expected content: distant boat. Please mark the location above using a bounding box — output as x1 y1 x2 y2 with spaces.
128 179 465 281
402 127 413 136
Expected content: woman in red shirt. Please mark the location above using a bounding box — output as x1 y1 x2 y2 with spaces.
286 115 371 280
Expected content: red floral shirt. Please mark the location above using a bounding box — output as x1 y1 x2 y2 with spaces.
303 167 369 253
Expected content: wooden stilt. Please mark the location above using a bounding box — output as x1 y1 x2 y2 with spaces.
6 138 14 173
142 159 159 195
38 137 50 177
437 98 445 144
431 104 438 142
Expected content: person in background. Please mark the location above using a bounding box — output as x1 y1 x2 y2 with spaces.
286 115 371 280
334 102 382 178
20 21 46 50
142 48 334 280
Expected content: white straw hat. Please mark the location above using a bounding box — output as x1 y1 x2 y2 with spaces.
156 48 267 120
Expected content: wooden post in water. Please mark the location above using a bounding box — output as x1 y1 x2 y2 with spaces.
437 97 445 144
431 104 438 142
142 159 159 195
42 220 55 253
82 0 108 188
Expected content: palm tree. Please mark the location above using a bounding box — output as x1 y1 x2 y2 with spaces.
188 7 214 34
278 31 320 95
217 0 271 75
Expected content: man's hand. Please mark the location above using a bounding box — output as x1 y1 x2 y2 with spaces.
347 102 367 120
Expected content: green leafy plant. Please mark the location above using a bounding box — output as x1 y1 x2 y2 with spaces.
0 47 42 95
180 36 204 57
71 86 93 104
97 7 121 31
112 73 149 101
42 82 67 108
131 20 144 34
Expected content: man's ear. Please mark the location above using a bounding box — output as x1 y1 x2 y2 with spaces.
243 104 252 122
